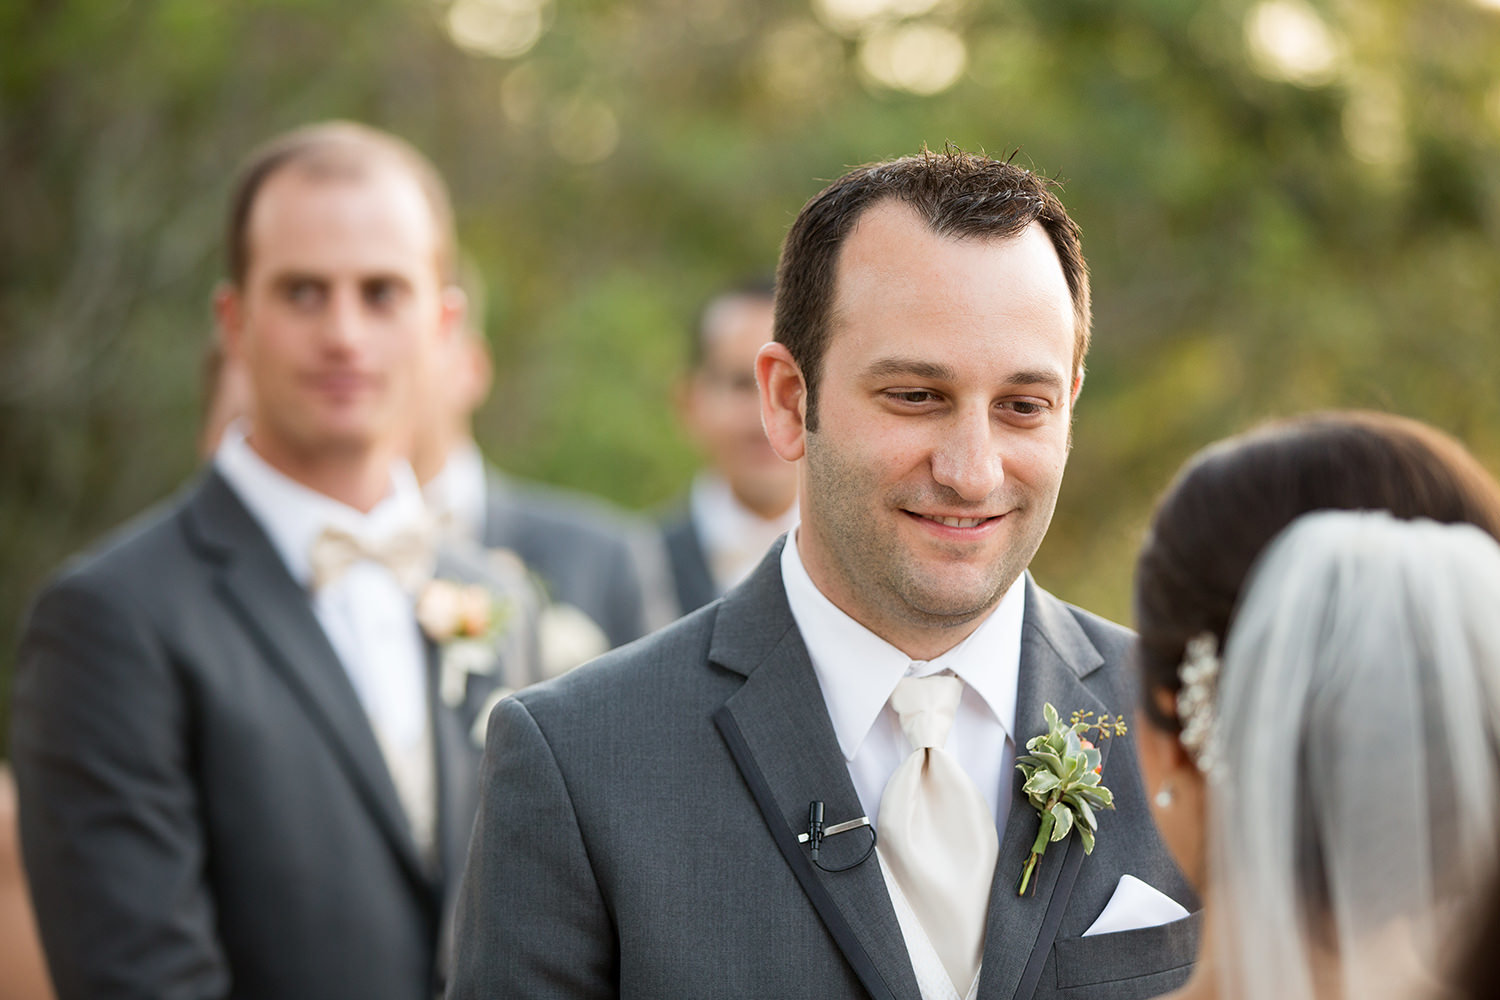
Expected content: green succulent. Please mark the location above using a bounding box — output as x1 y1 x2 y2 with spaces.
1014 703 1124 896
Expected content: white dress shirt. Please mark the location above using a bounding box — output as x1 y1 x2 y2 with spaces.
780 530 1023 837
215 425 438 858
422 438 488 544
691 472 800 595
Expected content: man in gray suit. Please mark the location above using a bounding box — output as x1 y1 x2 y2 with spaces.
660 278 799 616
411 266 673 652
450 149 1198 999
11 122 536 999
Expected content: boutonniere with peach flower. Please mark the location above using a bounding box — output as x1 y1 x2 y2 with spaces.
416 579 513 708
1015 703 1127 895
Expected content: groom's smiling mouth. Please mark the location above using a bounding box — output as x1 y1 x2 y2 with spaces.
905 511 1004 531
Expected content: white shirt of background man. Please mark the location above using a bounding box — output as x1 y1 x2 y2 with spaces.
692 472 800 596
422 437 487 544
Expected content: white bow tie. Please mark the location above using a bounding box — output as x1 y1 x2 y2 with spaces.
308 524 433 594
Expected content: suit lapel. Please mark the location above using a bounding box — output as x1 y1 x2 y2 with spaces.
711 554 1121 1000
183 471 432 889
712 544 918 1000
979 579 1112 1000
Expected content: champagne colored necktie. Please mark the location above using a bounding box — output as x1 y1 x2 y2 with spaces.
877 674 999 996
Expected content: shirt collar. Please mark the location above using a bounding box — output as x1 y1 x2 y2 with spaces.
422 438 487 542
214 422 431 588
691 472 799 554
781 529 1025 761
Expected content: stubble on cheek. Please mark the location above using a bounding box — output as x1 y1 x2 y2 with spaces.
803 433 1014 631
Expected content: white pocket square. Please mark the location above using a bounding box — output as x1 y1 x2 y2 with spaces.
1081 874 1190 937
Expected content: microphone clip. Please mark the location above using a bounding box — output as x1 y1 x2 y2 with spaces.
798 801 877 873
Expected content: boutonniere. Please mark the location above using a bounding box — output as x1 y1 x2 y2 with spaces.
416 579 513 708
1015 703 1127 895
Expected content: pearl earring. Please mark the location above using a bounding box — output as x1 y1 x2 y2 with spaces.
1154 783 1174 808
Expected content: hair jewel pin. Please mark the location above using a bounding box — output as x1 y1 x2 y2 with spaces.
1176 631 1221 778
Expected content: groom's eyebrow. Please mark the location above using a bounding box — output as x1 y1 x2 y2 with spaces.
862 357 1068 394
1002 369 1068 393
863 358 955 381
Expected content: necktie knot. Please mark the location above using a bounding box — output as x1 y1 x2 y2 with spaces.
309 524 433 594
889 673 963 751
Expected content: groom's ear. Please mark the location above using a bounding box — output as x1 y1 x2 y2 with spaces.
757 342 807 463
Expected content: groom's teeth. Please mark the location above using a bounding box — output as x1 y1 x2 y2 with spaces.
929 515 985 528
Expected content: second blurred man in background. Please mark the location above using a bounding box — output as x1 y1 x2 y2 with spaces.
660 278 799 615
410 263 674 654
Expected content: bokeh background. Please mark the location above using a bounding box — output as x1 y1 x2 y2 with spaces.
5 0 1500 747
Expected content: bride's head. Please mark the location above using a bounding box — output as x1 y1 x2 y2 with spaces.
1134 411 1500 749
1133 411 1500 889
1133 411 1500 1000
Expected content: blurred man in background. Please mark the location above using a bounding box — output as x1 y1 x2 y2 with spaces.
12 121 534 999
660 278 798 615
410 263 674 652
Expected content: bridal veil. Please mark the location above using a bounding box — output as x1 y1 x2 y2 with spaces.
1207 509 1500 1000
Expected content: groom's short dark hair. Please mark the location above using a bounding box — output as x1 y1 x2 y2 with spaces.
773 146 1090 431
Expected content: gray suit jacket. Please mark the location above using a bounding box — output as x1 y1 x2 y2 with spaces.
482 470 672 649
10 470 526 1000
449 539 1198 999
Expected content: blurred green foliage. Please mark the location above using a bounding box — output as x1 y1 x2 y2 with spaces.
4 0 1500 750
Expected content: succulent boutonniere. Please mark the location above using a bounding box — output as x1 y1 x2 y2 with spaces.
1015 703 1127 895
416 579 513 707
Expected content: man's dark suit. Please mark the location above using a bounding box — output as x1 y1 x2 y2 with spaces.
449 538 1198 999
658 505 717 616
11 471 512 1000
482 471 667 648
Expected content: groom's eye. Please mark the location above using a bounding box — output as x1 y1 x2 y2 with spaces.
888 390 938 405
998 398 1049 421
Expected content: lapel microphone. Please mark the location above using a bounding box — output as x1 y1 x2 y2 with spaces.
799 800 877 873
808 801 825 862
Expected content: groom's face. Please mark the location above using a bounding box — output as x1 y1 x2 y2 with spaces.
789 201 1079 656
